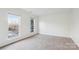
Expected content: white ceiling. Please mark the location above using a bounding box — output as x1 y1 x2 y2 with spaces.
23 8 72 16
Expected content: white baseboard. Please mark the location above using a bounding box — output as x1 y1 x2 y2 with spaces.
39 33 72 38
71 38 79 47
0 32 38 48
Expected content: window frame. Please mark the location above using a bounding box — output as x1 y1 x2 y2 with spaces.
8 13 21 39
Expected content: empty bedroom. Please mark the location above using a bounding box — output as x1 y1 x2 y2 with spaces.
0 8 79 50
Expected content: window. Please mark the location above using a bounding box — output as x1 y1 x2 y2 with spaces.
8 14 21 38
30 19 34 32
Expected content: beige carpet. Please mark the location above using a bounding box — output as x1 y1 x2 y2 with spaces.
0 34 79 50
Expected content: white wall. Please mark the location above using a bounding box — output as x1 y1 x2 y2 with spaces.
39 12 72 37
0 9 8 44
39 8 79 47
0 8 38 47
71 9 79 47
